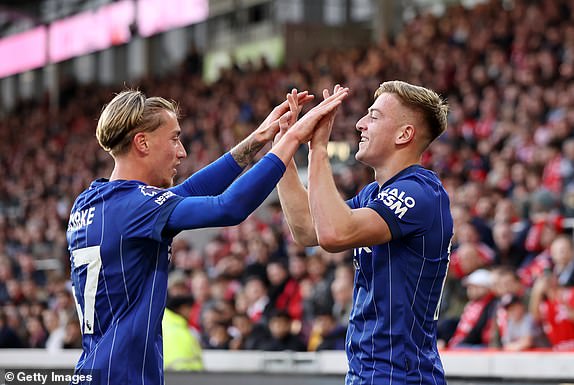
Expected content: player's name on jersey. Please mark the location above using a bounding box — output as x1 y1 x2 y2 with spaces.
67 207 96 232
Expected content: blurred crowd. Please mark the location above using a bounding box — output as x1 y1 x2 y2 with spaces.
1 0 574 355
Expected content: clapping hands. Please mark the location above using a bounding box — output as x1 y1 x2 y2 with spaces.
276 86 349 146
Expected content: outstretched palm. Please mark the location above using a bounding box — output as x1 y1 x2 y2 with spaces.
256 90 314 143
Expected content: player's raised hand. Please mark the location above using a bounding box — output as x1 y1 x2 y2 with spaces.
288 86 349 144
273 88 310 145
256 90 314 144
231 90 314 167
310 85 345 150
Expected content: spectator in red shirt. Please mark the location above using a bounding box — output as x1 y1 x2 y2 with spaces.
449 269 497 348
530 273 574 351
266 258 303 321
541 140 564 194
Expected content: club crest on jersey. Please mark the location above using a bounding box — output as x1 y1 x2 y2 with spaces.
139 185 162 197
377 187 416 219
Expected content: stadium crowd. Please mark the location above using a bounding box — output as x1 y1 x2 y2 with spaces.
1 0 574 355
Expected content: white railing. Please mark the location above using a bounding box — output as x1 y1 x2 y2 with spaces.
0 349 573 381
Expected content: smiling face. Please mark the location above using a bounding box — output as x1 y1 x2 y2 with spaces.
354 92 415 169
145 110 187 188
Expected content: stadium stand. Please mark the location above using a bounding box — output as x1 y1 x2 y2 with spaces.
0 2 573 379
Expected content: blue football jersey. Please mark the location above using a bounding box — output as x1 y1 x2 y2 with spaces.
345 165 453 385
66 179 183 385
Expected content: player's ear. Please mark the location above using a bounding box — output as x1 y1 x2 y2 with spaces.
396 124 415 145
133 132 149 154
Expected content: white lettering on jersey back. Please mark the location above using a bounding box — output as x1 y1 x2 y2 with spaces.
67 207 96 232
377 187 416 219
155 191 175 205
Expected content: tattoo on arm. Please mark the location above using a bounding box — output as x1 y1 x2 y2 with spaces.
230 136 266 168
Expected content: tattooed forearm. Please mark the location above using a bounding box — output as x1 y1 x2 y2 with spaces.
230 135 266 168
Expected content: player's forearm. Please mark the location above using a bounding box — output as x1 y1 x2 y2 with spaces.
277 160 318 246
230 131 269 168
170 153 243 196
166 153 285 232
308 148 354 252
268 131 303 166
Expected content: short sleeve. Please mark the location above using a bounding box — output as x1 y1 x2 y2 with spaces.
366 178 435 239
346 196 360 209
346 182 378 209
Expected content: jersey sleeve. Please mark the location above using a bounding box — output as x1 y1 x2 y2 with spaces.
366 178 435 239
165 153 286 233
346 182 378 209
346 195 360 209
126 186 184 242
169 152 243 197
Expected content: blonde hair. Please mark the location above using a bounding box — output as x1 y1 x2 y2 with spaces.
96 90 179 156
375 80 448 144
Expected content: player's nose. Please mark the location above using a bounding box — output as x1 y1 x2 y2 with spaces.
356 115 367 131
177 141 187 158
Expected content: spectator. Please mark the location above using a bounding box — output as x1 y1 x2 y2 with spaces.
529 268 574 350
62 318 82 349
330 264 354 326
449 269 497 348
450 241 494 280
488 265 529 347
518 217 560 288
266 258 303 321
3 304 26 345
42 309 65 352
499 294 542 351
204 321 231 350
171 238 204 272
0 309 23 348
262 310 306 352
308 307 347 351
229 312 270 350
189 270 212 331
492 221 527 268
244 237 272 283
301 253 333 323
287 251 308 283
163 295 204 371
0 257 15 303
549 235 574 287
243 276 269 323
167 270 190 297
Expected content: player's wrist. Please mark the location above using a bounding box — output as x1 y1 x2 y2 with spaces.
308 146 329 159
280 130 304 145
252 128 269 145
